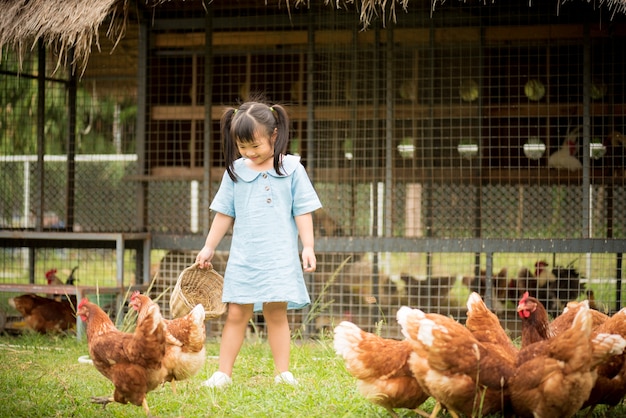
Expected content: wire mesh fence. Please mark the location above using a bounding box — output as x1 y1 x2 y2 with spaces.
1 1 625 338
140 1 626 337
152 247 622 339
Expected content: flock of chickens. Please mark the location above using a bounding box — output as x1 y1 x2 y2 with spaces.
334 291 626 418
8 290 207 416
4 259 620 417
465 260 587 318
7 266 208 417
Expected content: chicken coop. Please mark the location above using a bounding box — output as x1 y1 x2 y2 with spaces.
1 0 626 338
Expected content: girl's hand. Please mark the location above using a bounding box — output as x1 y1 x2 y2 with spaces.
301 247 317 273
195 246 215 269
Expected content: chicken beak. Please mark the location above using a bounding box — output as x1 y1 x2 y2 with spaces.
517 304 531 319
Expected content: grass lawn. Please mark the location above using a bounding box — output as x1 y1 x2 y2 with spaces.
0 332 416 418
0 331 625 418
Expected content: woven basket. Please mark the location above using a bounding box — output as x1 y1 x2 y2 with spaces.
169 264 227 320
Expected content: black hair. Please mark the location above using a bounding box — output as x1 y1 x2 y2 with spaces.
221 100 290 182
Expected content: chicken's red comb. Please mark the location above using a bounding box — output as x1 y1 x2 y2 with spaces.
517 292 532 319
45 269 57 278
130 290 140 300
77 298 89 309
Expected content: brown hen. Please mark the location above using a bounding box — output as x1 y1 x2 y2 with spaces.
518 292 609 347
77 298 166 416
396 306 515 418
550 299 608 337
582 308 626 413
509 301 626 418
129 291 207 393
9 293 75 334
517 291 553 346
333 321 429 418
465 291 518 364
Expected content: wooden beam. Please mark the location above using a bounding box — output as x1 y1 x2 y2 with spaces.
485 24 582 41
153 24 620 49
150 102 626 122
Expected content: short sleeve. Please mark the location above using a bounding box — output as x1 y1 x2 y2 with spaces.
210 171 236 217
291 164 322 216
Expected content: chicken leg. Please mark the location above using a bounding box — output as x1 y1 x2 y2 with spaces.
91 395 153 417
428 402 458 418
90 395 114 408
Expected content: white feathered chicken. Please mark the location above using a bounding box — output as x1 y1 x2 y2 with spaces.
548 126 582 171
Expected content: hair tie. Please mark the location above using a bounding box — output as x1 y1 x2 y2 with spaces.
269 106 275 112
233 109 238 114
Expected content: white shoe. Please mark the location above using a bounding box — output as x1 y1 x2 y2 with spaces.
274 371 298 385
201 371 232 388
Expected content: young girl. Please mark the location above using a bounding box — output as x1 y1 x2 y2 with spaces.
196 100 322 388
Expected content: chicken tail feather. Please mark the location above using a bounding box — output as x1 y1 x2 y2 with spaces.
333 321 363 358
591 333 626 367
396 306 425 341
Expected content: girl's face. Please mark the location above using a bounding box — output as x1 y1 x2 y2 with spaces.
237 128 277 170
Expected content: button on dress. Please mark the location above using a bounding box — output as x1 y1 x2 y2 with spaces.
210 154 322 312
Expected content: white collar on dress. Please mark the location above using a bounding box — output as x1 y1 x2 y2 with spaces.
233 154 300 182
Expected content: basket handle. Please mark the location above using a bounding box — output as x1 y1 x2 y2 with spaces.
194 261 214 270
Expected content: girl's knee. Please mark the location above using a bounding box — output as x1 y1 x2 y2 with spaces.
262 303 289 327
226 303 254 324
262 302 287 316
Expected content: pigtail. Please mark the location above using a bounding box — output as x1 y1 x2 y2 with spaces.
220 108 239 181
270 104 290 176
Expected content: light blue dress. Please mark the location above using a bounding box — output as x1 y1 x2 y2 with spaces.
210 154 322 312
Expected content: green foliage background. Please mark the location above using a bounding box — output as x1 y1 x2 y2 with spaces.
1 49 136 156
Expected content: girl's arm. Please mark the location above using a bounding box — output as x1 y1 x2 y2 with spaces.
196 212 235 268
295 212 316 272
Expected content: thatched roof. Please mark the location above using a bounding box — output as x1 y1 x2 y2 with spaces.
2 0 626 73
0 0 127 72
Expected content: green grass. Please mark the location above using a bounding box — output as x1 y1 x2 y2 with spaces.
0 332 412 418
0 331 624 418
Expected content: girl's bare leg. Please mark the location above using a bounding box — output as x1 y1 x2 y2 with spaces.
263 302 291 373
218 303 254 375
